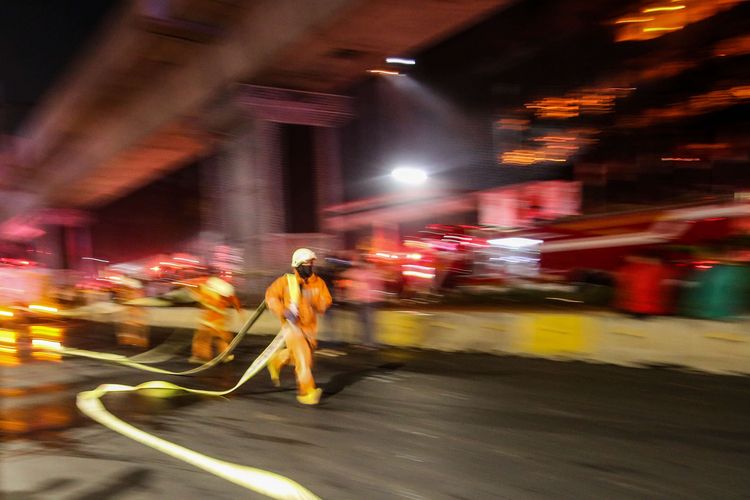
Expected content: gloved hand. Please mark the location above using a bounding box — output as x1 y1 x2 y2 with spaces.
283 308 299 323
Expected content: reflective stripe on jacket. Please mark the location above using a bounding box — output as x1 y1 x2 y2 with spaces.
265 271 332 337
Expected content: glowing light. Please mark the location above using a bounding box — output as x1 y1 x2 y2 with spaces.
661 157 701 161
385 57 415 65
490 256 538 264
30 325 62 338
31 339 62 351
406 253 422 260
403 270 436 279
624 85 750 127
525 88 631 120
501 149 569 165
82 257 110 263
391 167 427 185
367 69 401 76
402 264 434 272
373 252 400 261
173 257 199 264
496 118 529 131
547 297 583 303
0 330 18 343
487 237 543 249
615 17 655 23
643 26 683 32
730 86 750 98
28 305 59 313
694 260 720 271
536 135 577 142
150 266 161 271
615 0 741 42
0 310 14 318
643 5 685 12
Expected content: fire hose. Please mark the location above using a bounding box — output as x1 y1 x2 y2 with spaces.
59 302 267 375
43 302 321 499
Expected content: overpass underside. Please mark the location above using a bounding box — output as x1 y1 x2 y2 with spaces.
0 0 513 281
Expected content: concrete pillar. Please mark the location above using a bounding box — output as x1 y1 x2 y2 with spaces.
34 226 65 269
219 119 285 294
199 155 223 235
186 155 225 265
313 127 344 232
63 225 94 272
28 209 92 271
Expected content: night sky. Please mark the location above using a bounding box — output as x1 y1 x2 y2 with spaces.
0 0 121 134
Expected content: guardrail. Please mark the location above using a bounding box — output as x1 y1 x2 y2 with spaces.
122 307 750 376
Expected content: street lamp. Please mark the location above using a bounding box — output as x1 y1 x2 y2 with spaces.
391 166 427 185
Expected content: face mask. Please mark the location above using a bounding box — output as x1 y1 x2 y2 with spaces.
297 265 313 279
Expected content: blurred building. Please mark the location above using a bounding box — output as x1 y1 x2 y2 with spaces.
2 0 750 293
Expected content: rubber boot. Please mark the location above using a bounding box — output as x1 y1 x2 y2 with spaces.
296 387 322 405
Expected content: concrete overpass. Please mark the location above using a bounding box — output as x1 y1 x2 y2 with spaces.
0 0 513 257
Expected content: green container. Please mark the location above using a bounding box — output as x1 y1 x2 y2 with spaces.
680 264 750 319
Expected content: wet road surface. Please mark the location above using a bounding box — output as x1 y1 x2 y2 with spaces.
2 319 750 499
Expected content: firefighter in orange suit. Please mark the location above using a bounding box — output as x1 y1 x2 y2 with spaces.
188 277 242 363
114 277 149 348
266 248 332 405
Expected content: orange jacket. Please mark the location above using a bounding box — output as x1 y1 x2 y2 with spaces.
183 277 241 311
265 271 332 337
184 277 241 330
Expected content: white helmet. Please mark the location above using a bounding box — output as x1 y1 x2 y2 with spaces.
291 248 316 267
205 277 234 297
121 277 142 289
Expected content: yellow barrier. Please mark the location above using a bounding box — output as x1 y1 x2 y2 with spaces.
377 311 428 347
525 314 592 356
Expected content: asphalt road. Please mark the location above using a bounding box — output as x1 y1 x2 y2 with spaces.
2 319 750 499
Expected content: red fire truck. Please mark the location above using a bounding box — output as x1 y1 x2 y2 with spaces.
402 201 750 286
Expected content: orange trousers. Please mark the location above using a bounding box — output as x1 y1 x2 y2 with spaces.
192 311 232 360
116 306 149 348
269 325 316 395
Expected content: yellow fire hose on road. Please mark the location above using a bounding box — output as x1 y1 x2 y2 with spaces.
42 301 320 499
75 325 319 499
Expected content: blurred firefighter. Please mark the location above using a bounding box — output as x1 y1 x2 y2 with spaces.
114 277 149 348
340 253 383 348
265 248 332 405
188 276 242 363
